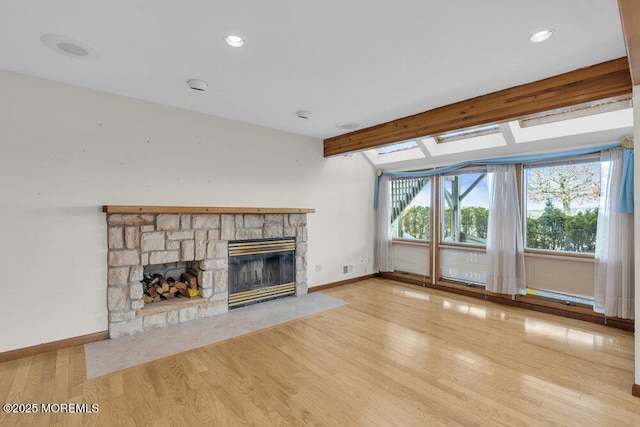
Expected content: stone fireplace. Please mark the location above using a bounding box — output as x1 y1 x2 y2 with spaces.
104 206 312 338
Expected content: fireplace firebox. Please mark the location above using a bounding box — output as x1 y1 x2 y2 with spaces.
228 238 296 308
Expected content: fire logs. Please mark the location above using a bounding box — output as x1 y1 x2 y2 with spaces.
140 272 200 304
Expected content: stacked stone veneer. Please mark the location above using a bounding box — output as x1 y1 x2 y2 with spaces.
106 212 308 338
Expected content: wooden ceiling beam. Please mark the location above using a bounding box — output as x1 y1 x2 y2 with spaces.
618 0 640 85
323 57 631 157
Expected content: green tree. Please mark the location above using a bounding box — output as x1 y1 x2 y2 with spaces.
565 209 598 252
527 205 598 253
460 208 474 237
401 206 430 240
443 208 452 240
526 216 540 248
443 207 488 243
534 200 567 250
471 207 488 240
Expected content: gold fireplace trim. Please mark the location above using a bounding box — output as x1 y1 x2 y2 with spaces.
228 283 296 307
228 239 296 257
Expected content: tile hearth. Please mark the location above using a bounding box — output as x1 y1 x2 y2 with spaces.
86 292 347 378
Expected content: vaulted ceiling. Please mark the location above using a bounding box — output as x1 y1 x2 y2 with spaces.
0 1 634 159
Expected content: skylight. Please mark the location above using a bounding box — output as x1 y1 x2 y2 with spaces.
519 96 632 128
435 124 500 143
510 106 632 144
376 141 418 154
363 96 633 171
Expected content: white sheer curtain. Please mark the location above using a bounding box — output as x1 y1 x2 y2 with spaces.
485 164 525 295
375 175 393 272
594 149 634 319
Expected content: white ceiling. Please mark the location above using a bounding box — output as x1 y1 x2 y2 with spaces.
0 0 628 142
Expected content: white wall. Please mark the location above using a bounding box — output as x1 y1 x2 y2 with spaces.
0 70 375 352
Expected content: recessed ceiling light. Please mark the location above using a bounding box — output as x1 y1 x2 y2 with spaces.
225 35 245 48
529 29 554 43
336 122 360 130
40 34 100 60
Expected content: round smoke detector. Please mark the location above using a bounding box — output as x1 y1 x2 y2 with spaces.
336 122 360 130
40 34 100 60
187 79 208 91
296 110 312 119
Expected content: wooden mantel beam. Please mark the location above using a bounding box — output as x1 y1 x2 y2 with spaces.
323 57 631 157
618 0 640 85
103 206 315 214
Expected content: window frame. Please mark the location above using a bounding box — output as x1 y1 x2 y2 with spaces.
390 176 432 242
439 166 489 248
521 153 601 258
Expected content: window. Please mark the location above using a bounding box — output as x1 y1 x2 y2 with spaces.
524 157 600 254
518 96 631 128
391 177 431 240
435 124 500 144
376 141 418 154
441 170 489 245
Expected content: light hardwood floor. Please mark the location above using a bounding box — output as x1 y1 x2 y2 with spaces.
1 278 639 426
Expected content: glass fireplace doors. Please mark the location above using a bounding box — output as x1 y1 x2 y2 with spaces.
228 238 296 308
